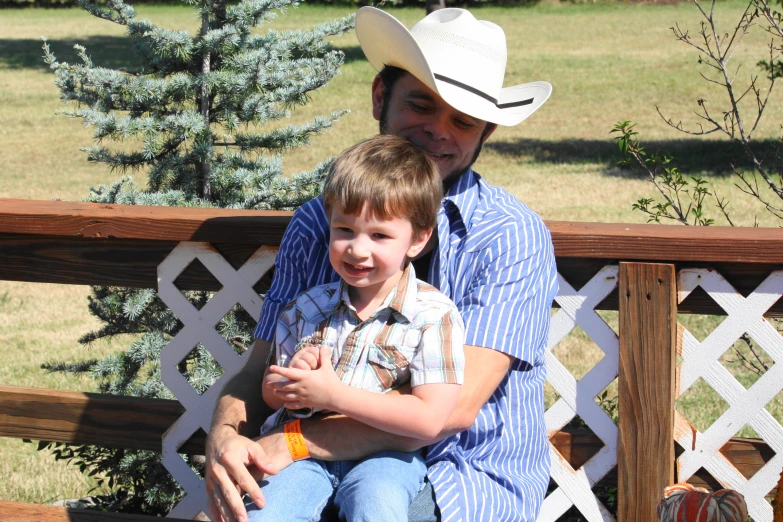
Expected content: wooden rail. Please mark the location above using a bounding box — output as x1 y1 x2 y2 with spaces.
0 386 774 495
0 500 193 521
0 386 204 454
1 199 781 521
2 200 781 314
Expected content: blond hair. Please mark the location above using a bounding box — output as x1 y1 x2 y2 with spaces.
323 135 442 237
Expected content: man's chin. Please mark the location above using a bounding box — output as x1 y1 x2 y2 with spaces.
441 165 471 191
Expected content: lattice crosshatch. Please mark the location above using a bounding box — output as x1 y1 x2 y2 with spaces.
155 244 783 522
675 269 783 522
539 265 620 522
158 242 278 519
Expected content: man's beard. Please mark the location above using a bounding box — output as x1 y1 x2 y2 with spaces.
379 103 484 192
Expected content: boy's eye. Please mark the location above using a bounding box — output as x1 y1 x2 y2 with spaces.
372 233 389 239
335 226 352 233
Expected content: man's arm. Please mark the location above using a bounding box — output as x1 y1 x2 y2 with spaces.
205 338 279 522
258 343 512 459
205 342 509 522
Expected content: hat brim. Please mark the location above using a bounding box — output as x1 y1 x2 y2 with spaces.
355 7 552 127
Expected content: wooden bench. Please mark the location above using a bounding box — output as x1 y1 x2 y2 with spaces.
1 198 781 521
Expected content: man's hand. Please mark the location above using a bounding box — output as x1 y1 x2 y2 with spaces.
268 346 342 411
205 425 277 521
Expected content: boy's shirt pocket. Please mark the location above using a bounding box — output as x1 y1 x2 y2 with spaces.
364 344 411 391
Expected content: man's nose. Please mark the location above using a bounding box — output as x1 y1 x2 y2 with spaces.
423 111 449 141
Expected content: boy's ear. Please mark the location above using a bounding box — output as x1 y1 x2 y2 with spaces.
406 228 433 259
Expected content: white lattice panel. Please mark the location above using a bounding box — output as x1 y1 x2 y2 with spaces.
154 248 783 521
538 265 619 522
675 268 783 522
157 242 278 519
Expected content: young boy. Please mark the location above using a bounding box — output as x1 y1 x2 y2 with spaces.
247 135 465 522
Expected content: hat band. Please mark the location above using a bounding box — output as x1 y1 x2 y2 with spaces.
434 73 534 109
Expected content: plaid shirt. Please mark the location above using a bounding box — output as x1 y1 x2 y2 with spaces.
261 264 465 433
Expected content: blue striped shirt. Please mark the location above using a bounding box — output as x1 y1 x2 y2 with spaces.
254 168 558 521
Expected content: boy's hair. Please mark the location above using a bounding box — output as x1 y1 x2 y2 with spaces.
323 135 442 237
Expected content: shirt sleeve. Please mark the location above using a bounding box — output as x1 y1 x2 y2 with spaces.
409 304 466 387
253 198 331 342
268 300 300 368
458 215 558 367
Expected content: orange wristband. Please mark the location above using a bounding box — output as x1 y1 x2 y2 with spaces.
283 419 310 461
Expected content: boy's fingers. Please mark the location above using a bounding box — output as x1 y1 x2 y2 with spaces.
318 346 334 372
301 351 318 369
290 360 310 371
268 378 298 393
273 389 302 403
268 365 304 380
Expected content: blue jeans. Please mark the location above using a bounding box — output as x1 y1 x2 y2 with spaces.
246 450 426 522
407 480 440 522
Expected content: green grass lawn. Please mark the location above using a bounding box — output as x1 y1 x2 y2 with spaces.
1 0 781 508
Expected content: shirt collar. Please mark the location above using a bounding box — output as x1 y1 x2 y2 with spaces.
443 168 480 225
336 264 419 322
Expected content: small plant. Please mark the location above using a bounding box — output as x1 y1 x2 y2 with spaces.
616 0 783 227
612 120 720 226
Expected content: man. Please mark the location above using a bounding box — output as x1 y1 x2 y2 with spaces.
205 7 558 522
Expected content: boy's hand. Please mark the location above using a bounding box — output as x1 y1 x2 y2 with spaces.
268 346 342 411
288 345 320 371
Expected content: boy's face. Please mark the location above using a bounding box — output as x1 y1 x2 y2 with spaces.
328 204 431 304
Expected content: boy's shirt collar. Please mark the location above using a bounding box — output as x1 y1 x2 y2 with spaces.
335 264 419 323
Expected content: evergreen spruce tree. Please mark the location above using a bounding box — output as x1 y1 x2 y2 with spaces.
39 0 353 513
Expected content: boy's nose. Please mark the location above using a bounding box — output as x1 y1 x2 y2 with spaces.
347 239 369 258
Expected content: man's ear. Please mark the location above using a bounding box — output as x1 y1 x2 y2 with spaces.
407 228 433 259
371 74 385 122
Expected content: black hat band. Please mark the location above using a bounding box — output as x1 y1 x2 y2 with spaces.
434 73 534 109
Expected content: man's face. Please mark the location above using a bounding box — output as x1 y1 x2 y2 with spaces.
372 72 496 188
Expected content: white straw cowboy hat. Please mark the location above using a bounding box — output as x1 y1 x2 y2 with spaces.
355 7 552 127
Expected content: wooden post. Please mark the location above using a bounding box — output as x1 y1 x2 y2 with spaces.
618 262 677 522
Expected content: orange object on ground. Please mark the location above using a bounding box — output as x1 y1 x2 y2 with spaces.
774 469 783 522
656 483 748 522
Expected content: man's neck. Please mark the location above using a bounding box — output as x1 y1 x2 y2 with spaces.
441 167 469 194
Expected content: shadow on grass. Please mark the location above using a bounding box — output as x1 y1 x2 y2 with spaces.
1 39 364 70
334 44 365 65
486 137 783 178
0 36 141 71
